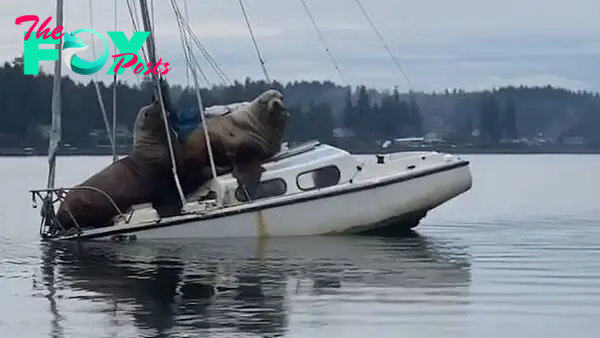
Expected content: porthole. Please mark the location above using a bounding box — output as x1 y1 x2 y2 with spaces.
296 165 341 191
234 178 287 202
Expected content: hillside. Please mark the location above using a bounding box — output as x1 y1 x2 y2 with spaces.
1 58 599 150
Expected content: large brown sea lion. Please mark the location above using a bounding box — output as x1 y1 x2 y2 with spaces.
54 98 185 232
181 89 289 198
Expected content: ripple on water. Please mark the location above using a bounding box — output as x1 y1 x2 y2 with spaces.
0 235 475 337
2 186 600 337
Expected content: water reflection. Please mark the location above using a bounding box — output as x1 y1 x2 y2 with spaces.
39 232 471 337
39 243 64 338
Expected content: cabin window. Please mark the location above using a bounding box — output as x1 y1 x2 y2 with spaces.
234 178 287 202
296 165 341 191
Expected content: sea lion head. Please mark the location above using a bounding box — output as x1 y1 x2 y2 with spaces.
132 98 184 167
251 89 289 133
134 99 170 138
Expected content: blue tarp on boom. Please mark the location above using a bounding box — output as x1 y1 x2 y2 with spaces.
171 108 202 142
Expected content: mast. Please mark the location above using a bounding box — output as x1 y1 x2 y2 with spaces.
138 0 187 210
46 0 64 189
112 0 118 162
171 0 220 197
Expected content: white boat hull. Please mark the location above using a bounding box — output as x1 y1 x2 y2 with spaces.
65 159 471 241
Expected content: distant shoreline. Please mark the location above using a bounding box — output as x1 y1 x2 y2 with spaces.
0 147 132 157
2 146 600 157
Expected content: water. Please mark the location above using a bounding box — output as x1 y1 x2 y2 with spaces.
1 154 599 337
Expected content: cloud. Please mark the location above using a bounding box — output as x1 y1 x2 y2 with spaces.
2 0 599 92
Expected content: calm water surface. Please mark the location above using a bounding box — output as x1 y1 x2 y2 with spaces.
1 154 599 337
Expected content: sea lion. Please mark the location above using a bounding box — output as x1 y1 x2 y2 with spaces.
181 89 289 198
54 98 185 232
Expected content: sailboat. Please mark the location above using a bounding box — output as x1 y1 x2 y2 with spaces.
29 0 472 241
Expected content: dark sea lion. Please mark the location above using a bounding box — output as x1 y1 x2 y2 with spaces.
55 99 185 231
182 89 289 198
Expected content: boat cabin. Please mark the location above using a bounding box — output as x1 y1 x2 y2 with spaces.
188 141 363 206
126 139 461 225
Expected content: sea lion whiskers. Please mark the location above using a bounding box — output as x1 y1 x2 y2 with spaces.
249 90 289 143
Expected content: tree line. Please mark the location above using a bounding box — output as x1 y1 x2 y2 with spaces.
1 57 599 149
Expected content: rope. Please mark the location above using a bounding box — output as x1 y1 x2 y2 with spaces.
183 0 191 87
184 28 230 85
112 0 118 162
170 0 221 86
353 0 412 90
150 0 155 31
299 0 346 84
125 0 150 64
171 0 253 202
237 0 271 83
171 0 230 85
125 0 141 85
171 0 219 194
138 0 187 210
88 0 116 158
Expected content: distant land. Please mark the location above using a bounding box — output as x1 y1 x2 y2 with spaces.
1 56 599 155
1 144 599 157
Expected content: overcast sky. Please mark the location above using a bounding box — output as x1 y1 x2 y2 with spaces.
4 0 600 92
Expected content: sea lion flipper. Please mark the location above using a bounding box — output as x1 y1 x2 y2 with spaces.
232 162 265 201
151 172 184 218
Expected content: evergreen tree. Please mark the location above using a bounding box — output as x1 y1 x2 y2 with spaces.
503 100 518 139
1 58 599 151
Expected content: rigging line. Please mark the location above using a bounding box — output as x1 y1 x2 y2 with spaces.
127 0 140 32
172 1 211 86
183 0 190 87
170 0 220 190
173 3 230 84
170 0 227 84
170 1 216 85
88 0 117 158
171 0 211 88
176 12 251 204
192 51 213 87
125 0 150 64
191 36 231 85
299 0 346 84
138 0 187 210
112 0 118 162
125 0 139 84
125 0 146 85
171 0 231 85
170 1 219 86
172 0 250 202
237 0 271 83
150 0 155 31
188 46 213 86
179 23 212 87
353 0 412 90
